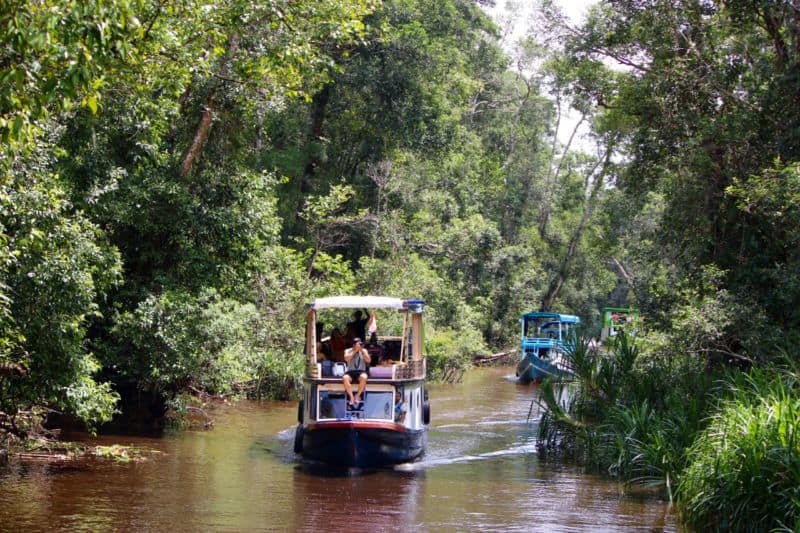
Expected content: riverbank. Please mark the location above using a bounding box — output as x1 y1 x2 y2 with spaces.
0 394 216 466
1 436 160 466
537 336 800 531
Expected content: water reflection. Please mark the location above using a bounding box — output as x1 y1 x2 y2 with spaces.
0 366 678 532
292 465 426 531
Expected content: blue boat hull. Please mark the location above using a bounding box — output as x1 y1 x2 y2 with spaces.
516 353 569 384
300 421 426 467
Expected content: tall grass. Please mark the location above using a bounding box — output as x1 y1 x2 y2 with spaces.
537 332 715 499
537 332 800 530
677 366 800 532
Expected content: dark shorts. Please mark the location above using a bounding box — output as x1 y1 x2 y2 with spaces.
345 369 367 381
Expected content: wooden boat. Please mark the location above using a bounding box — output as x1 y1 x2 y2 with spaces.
516 312 580 384
294 296 429 467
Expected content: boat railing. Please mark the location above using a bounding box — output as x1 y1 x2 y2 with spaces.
521 337 557 349
305 357 426 381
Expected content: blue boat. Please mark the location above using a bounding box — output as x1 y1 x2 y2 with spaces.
295 296 430 467
516 312 580 384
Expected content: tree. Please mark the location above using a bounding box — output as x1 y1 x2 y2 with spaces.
0 0 144 148
0 0 380 428
563 0 800 352
0 132 121 430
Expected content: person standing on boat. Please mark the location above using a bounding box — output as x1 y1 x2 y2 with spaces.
346 309 369 344
343 337 371 407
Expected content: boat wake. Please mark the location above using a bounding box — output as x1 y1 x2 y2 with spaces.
394 440 538 471
395 417 539 471
436 418 532 429
276 426 296 440
251 426 301 464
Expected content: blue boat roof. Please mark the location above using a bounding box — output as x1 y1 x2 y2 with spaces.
520 311 580 324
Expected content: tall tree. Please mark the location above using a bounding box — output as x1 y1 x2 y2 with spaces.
562 0 800 352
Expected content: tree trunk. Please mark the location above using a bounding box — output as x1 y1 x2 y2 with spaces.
302 83 333 188
540 149 611 311
178 33 240 178
538 110 586 239
180 94 215 178
294 83 334 225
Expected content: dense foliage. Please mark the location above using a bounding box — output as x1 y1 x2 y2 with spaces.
679 366 800 532
529 0 800 529
538 333 715 498
2 0 615 433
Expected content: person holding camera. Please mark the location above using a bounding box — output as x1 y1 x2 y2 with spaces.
343 337 371 407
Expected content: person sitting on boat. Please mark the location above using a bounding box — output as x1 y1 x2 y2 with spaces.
367 331 383 361
330 328 347 361
394 389 407 424
343 337 371 407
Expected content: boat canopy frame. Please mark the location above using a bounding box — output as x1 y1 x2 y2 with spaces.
520 312 580 346
520 311 581 324
304 295 426 373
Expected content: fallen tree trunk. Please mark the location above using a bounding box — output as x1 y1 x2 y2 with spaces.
473 349 517 366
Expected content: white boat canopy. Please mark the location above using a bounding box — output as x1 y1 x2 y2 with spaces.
307 296 409 310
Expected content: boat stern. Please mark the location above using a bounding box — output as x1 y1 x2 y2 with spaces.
302 420 426 467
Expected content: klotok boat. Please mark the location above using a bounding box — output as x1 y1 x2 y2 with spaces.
516 311 580 384
294 296 430 467
600 306 640 342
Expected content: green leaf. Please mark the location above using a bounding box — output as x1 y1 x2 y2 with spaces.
87 95 98 114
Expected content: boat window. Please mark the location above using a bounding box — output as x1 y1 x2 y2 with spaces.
309 386 317 420
317 390 393 421
318 391 347 419
363 391 393 420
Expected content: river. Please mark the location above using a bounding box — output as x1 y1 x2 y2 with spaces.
0 366 678 532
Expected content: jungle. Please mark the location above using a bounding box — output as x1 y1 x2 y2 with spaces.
1 1 799 530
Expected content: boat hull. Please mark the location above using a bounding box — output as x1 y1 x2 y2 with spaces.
516 353 569 383
300 420 426 467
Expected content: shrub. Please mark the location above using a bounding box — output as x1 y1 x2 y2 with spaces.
538 333 716 499
678 367 800 532
255 348 305 400
425 327 479 382
106 288 264 395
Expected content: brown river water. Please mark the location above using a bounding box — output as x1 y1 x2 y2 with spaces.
0 366 679 532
